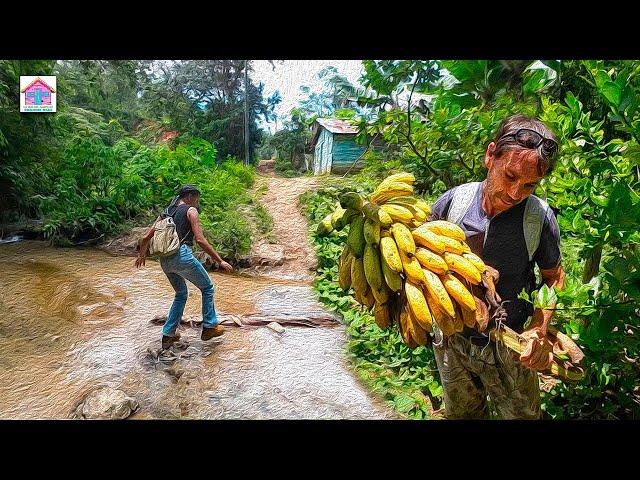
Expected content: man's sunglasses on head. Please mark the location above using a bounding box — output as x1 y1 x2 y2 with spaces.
497 128 559 161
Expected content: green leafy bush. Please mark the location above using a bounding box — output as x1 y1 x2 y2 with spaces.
28 126 257 261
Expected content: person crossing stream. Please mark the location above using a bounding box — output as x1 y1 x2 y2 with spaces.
0 175 396 419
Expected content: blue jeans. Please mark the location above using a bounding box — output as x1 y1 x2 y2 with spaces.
159 244 218 337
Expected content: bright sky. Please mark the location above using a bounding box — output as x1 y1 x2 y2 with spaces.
250 60 365 133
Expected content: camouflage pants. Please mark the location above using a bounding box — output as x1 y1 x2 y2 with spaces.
432 332 540 420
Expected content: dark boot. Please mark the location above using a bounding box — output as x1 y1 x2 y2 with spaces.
162 332 181 349
201 325 225 340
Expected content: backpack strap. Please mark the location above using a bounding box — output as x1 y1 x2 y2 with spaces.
162 195 181 219
523 195 549 262
446 182 481 225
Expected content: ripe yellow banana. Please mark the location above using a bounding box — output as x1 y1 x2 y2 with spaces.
405 281 433 332
422 268 456 318
462 252 487 274
378 172 416 190
390 223 416 256
441 272 477 312
399 249 425 285
414 248 449 275
439 235 467 255
386 196 418 205
380 204 414 223
399 304 418 348
371 182 414 205
442 252 482 285
460 297 478 328
379 236 403 273
386 200 428 223
452 303 465 333
407 309 430 345
422 220 466 242
423 285 457 337
414 199 432 216
412 227 446 254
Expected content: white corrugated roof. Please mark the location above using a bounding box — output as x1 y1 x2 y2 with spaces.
315 118 359 134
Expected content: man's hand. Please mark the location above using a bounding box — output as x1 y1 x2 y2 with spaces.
136 236 152 269
219 260 234 273
135 254 146 268
519 326 554 371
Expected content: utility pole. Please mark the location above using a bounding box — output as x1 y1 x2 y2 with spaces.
244 59 250 166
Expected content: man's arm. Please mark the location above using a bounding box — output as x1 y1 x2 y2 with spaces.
528 209 565 336
135 216 161 268
187 207 233 272
519 208 564 371
529 263 566 335
519 263 565 371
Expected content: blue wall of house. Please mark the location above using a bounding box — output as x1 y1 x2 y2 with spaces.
313 128 334 175
331 134 367 169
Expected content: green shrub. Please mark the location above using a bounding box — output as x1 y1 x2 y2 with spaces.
221 157 255 188
274 156 299 177
30 132 257 261
202 205 252 263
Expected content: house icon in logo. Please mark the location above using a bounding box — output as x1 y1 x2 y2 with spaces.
21 77 56 106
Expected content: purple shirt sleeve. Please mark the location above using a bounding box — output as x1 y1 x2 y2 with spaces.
428 188 456 222
533 208 562 269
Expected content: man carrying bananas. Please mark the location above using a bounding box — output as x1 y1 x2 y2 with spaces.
429 114 565 420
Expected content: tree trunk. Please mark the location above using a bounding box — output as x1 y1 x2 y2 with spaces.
582 243 603 283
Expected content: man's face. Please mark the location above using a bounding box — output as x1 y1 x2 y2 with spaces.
186 193 200 208
484 143 543 214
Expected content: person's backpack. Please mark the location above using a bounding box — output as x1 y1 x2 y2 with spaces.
147 205 190 259
446 182 550 262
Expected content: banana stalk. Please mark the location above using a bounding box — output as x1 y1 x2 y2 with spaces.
489 325 585 382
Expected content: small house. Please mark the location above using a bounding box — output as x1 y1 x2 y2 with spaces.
309 118 370 175
21 77 55 106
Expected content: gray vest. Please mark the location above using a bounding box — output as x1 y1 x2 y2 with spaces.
446 182 549 262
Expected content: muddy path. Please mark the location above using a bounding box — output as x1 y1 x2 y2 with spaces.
242 174 320 281
0 175 396 419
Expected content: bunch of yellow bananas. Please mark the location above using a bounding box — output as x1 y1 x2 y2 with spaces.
320 172 491 349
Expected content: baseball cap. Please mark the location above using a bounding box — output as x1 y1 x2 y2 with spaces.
178 184 200 197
